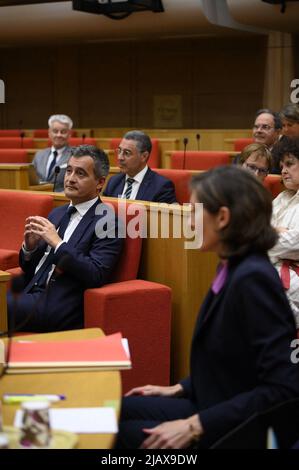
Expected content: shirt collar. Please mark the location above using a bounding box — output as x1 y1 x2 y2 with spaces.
69 196 98 217
51 146 66 157
126 165 148 184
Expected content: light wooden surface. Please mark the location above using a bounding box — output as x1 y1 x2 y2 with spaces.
0 164 30 190
0 328 121 449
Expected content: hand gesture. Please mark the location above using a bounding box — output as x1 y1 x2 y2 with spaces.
26 216 62 249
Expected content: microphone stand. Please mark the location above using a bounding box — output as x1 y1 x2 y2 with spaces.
53 166 61 192
196 133 200 151
183 137 189 170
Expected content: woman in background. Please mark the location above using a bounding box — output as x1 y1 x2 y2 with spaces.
269 137 299 330
239 142 272 182
116 166 299 449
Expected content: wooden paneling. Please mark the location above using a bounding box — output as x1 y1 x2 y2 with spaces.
0 36 267 130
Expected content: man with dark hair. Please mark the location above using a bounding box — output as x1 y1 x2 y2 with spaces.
253 109 282 149
7 145 123 332
103 130 177 203
33 114 73 192
280 103 299 139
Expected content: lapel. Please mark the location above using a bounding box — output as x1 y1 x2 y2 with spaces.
41 149 52 177
136 168 152 200
64 199 100 248
193 261 236 338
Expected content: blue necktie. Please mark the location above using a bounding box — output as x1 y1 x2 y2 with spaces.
124 178 135 199
47 150 58 179
33 206 77 288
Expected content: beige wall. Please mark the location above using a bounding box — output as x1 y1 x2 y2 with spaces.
0 35 266 130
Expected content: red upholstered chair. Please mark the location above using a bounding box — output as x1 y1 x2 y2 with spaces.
0 149 28 163
154 168 191 204
109 137 160 168
234 138 254 152
34 129 77 138
0 190 53 271
170 151 230 170
263 174 284 199
0 130 23 137
0 137 34 149
84 198 172 392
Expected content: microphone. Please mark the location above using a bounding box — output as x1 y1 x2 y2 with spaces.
196 133 200 151
20 131 25 148
53 166 60 192
183 137 189 170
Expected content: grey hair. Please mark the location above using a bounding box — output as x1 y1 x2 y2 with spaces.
123 130 152 154
48 114 73 129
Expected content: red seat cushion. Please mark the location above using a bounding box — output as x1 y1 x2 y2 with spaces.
0 137 34 149
0 149 28 163
171 151 230 170
234 138 254 152
263 174 284 199
0 249 19 270
154 169 191 204
0 130 23 137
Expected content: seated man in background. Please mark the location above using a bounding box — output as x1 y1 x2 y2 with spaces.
234 109 282 169
33 114 73 192
7 145 123 332
238 143 272 182
103 130 177 203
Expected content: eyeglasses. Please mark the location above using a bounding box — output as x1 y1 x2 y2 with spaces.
116 147 133 158
253 124 274 132
244 163 269 176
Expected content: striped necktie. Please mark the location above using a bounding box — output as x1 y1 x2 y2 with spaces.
124 178 135 199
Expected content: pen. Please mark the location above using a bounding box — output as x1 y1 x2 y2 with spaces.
2 394 66 404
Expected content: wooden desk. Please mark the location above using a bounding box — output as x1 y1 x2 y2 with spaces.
0 164 30 190
0 328 121 449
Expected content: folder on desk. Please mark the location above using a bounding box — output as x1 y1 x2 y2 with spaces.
1 332 131 374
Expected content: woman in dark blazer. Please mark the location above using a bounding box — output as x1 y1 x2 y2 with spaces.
116 166 299 449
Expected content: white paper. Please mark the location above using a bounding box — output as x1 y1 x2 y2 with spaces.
122 338 130 359
14 407 118 434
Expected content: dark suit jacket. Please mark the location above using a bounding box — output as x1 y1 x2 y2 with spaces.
180 253 299 447
19 199 123 331
33 146 72 192
103 168 177 203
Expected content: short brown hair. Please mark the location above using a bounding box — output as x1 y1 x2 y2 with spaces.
239 143 272 170
190 166 277 258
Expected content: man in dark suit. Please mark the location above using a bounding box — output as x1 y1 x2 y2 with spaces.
103 130 177 203
33 114 73 192
7 145 123 332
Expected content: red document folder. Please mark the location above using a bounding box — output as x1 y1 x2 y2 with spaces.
5 332 131 373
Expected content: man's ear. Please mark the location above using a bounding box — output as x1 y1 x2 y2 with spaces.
141 151 149 164
97 176 106 191
217 206 230 230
